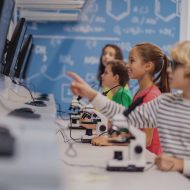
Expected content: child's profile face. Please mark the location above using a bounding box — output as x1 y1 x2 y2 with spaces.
101 65 117 88
167 62 190 91
102 46 116 67
127 47 147 80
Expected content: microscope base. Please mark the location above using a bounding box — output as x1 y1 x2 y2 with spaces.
107 166 144 172
81 135 97 143
69 126 86 130
107 159 145 172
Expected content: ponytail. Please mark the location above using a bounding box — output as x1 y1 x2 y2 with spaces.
134 43 171 93
153 54 171 93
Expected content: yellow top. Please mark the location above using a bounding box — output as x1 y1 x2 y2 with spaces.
101 84 129 100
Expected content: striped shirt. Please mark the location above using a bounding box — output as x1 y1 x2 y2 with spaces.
91 92 190 176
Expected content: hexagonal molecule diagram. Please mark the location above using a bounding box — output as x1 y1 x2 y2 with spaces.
155 0 181 22
106 0 130 21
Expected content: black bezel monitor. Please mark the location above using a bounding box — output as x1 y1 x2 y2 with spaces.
0 0 15 62
3 17 27 77
15 34 33 79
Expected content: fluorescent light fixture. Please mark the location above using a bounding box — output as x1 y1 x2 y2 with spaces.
16 0 85 10
19 10 79 21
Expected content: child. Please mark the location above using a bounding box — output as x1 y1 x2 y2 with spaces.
81 60 132 129
68 41 190 177
89 43 170 155
97 44 129 100
101 60 132 108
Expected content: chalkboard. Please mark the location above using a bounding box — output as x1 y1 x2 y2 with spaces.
25 0 181 110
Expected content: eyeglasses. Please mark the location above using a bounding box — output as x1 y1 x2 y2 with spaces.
168 60 184 70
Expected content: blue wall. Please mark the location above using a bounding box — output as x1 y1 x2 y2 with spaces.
24 0 180 110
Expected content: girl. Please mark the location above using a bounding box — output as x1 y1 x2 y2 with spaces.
70 42 171 156
97 44 129 100
67 41 190 177
81 60 132 129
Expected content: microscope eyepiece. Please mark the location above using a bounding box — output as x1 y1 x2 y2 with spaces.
82 112 91 119
108 125 121 135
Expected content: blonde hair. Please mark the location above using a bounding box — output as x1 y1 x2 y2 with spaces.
170 41 190 76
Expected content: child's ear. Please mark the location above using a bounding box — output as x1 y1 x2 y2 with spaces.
145 61 154 71
114 74 119 82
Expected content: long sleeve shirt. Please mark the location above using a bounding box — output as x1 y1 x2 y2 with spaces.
91 92 190 177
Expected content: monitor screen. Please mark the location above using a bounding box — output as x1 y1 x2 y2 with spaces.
3 18 27 77
0 0 15 62
15 34 33 79
22 44 33 80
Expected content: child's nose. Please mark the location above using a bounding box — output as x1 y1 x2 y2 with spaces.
166 66 172 74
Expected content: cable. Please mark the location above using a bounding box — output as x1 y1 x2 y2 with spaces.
121 86 124 105
10 77 36 104
144 158 174 172
99 131 108 136
55 102 70 121
55 122 78 157
56 130 72 143
61 159 106 169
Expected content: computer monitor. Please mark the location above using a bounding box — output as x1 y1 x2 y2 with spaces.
22 44 33 80
15 34 33 79
3 18 27 77
0 0 15 62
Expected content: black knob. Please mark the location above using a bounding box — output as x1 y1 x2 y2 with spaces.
135 146 143 154
114 151 123 160
99 125 106 132
85 129 92 136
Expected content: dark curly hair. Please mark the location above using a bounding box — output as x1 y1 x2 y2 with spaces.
107 60 129 87
97 44 123 86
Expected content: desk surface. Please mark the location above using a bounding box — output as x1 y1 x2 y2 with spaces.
56 120 190 190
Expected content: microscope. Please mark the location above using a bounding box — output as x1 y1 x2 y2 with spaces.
106 115 146 171
81 104 108 143
68 96 87 129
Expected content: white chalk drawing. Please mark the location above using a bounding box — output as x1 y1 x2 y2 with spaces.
63 25 105 33
85 73 97 83
33 35 120 41
131 16 139 23
145 29 156 34
139 6 149 14
106 0 130 21
114 26 121 35
35 45 47 62
50 38 62 47
61 84 73 103
115 42 132 52
89 14 95 23
162 44 172 54
86 40 97 49
155 0 181 22
59 55 74 66
84 56 99 65
42 65 73 82
123 27 144 35
123 27 156 35
140 16 146 25
159 28 175 37
133 6 138 13
146 18 157 25
95 16 106 23
27 22 38 30
79 0 98 20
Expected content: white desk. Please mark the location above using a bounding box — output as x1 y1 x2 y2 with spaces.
56 120 190 190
